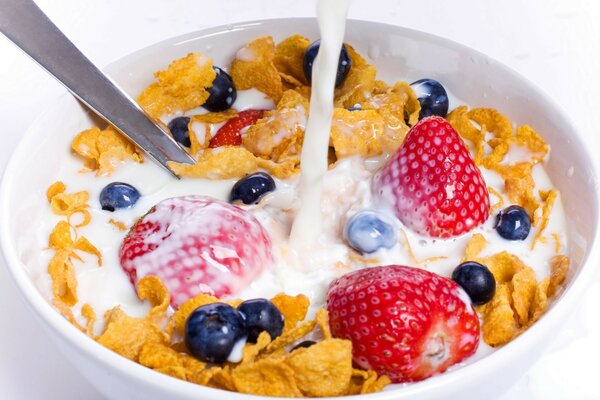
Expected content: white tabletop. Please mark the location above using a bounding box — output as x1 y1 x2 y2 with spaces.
1 0 599 398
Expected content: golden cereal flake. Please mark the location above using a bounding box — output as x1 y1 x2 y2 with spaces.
286 339 353 397
168 147 259 179
348 369 392 395
97 276 172 361
271 293 310 333
516 124 549 163
488 187 505 213
46 181 66 202
548 254 570 297
48 249 78 306
232 358 303 397
480 283 518 346
330 108 384 159
241 332 272 364
497 162 539 217
511 266 537 325
139 342 206 383
72 126 143 175
108 219 127 231
138 53 216 118
274 35 311 86
531 189 558 249
243 108 305 162
231 36 283 102
334 44 377 108
529 278 551 324
97 307 170 361
464 233 488 260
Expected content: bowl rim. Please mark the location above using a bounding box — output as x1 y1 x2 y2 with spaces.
1 17 599 400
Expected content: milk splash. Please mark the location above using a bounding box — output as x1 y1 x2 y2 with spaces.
289 0 350 248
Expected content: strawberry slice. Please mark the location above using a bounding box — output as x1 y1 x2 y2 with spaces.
208 109 266 148
327 265 480 383
372 116 490 238
119 196 272 308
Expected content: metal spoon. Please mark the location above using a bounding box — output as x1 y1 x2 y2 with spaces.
0 0 196 177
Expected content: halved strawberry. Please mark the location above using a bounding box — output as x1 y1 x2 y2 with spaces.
372 116 490 238
119 195 272 308
327 265 480 383
208 109 266 148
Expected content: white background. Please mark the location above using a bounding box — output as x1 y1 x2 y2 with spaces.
1 0 600 398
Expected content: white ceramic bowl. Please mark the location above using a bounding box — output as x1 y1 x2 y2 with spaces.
1 18 599 400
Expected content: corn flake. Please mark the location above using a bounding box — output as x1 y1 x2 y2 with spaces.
139 342 205 382
168 147 259 179
137 53 216 119
271 293 310 333
274 35 311 86
97 307 169 361
532 189 557 249
516 125 549 163
72 126 143 175
231 36 283 102
232 358 303 397
548 254 569 297
511 266 537 325
330 108 384 159
48 249 78 306
480 283 517 346
286 339 353 397
334 45 377 108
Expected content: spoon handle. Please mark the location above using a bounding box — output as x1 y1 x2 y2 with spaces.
0 0 196 175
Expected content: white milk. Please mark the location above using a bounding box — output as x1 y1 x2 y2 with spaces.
289 0 350 249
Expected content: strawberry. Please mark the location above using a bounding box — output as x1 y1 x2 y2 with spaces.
327 265 480 383
119 195 272 308
208 109 266 148
372 116 489 238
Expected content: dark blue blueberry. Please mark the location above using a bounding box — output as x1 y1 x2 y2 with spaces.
452 261 496 305
237 299 284 343
185 303 247 363
229 172 276 205
410 78 449 119
346 104 361 111
303 40 351 88
291 340 316 352
203 66 237 112
344 211 397 254
167 116 191 147
494 205 531 241
99 182 140 212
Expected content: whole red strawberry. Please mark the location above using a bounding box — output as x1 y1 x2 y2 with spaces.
372 116 489 238
120 195 272 308
208 109 266 148
327 265 480 383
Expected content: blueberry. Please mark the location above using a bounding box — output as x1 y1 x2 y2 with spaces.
410 79 449 119
303 40 351 88
495 205 531 241
346 104 361 111
167 116 191 147
291 340 316 352
237 299 284 343
99 182 140 212
203 66 237 112
344 211 397 254
229 172 276 205
185 303 248 363
452 261 496 305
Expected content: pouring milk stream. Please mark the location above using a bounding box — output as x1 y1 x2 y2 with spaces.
289 0 350 249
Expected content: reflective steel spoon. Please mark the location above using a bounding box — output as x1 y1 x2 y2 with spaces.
0 0 196 177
